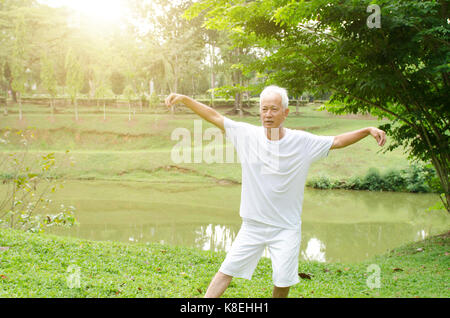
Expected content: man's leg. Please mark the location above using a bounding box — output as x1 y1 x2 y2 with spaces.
267 226 301 298
272 286 290 298
204 271 233 298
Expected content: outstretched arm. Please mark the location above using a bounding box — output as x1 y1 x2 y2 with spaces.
165 93 225 131
330 127 386 149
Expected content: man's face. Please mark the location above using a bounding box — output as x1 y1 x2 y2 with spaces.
260 92 289 129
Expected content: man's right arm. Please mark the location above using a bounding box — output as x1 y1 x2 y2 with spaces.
165 93 225 131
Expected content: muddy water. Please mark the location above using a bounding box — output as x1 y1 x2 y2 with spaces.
46 180 449 263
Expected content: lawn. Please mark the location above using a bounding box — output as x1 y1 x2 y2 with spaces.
0 228 448 297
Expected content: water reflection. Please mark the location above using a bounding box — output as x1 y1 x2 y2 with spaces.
301 238 326 262
50 220 447 263
45 181 449 263
195 224 236 252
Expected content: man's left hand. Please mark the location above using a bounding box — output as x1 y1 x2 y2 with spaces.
369 127 387 147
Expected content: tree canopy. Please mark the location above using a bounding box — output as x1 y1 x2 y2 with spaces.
0 0 448 210
187 0 449 211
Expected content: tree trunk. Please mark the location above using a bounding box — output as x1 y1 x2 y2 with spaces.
74 98 78 121
192 76 196 99
430 152 450 212
18 92 22 121
9 81 17 103
232 47 243 117
4 91 8 115
210 44 215 108
50 98 54 119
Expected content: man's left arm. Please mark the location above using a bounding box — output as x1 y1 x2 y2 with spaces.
330 127 386 150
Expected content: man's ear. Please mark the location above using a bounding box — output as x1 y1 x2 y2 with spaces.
284 107 289 117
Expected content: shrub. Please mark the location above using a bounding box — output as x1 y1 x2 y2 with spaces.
404 164 433 193
307 176 332 189
382 169 407 192
361 168 384 191
0 129 78 233
307 164 437 193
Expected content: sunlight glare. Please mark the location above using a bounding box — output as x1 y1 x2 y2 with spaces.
41 0 128 24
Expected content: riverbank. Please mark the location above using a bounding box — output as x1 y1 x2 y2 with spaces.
0 228 448 298
0 103 411 183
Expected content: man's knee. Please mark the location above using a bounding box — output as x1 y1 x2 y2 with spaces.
215 271 233 284
204 271 233 298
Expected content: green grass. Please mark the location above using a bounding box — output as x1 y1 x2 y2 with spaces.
0 228 448 298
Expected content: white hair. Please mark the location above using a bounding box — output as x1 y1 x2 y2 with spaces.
259 85 289 110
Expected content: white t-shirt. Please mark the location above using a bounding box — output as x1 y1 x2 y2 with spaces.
223 117 334 230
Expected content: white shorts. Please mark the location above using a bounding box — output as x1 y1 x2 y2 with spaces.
219 218 301 287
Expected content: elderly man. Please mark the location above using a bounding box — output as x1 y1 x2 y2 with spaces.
165 85 386 298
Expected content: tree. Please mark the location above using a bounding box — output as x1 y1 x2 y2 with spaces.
94 80 109 121
185 6 262 115
10 12 28 121
188 0 450 212
130 0 208 98
123 84 135 121
65 48 84 121
0 61 8 115
40 52 57 119
110 71 125 106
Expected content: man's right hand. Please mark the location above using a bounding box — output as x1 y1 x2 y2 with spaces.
164 93 225 131
165 93 186 108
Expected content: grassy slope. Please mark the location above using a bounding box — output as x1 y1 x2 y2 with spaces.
0 228 448 298
0 103 410 183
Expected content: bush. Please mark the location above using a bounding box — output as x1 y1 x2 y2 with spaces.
0 129 78 233
405 164 433 193
309 176 333 189
383 169 407 192
307 164 437 193
346 176 364 190
361 168 384 191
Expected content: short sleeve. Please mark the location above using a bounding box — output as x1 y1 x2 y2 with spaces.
303 132 334 163
223 116 256 149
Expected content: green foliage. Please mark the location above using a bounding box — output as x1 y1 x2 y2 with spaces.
187 0 450 211
64 49 84 103
383 169 408 192
110 71 125 97
148 92 160 109
308 164 436 193
40 52 57 98
0 129 77 233
10 13 27 96
123 85 135 102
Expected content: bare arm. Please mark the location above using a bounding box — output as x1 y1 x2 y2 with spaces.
165 93 225 131
330 127 386 149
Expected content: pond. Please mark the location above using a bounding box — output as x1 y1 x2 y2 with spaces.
47 180 449 263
